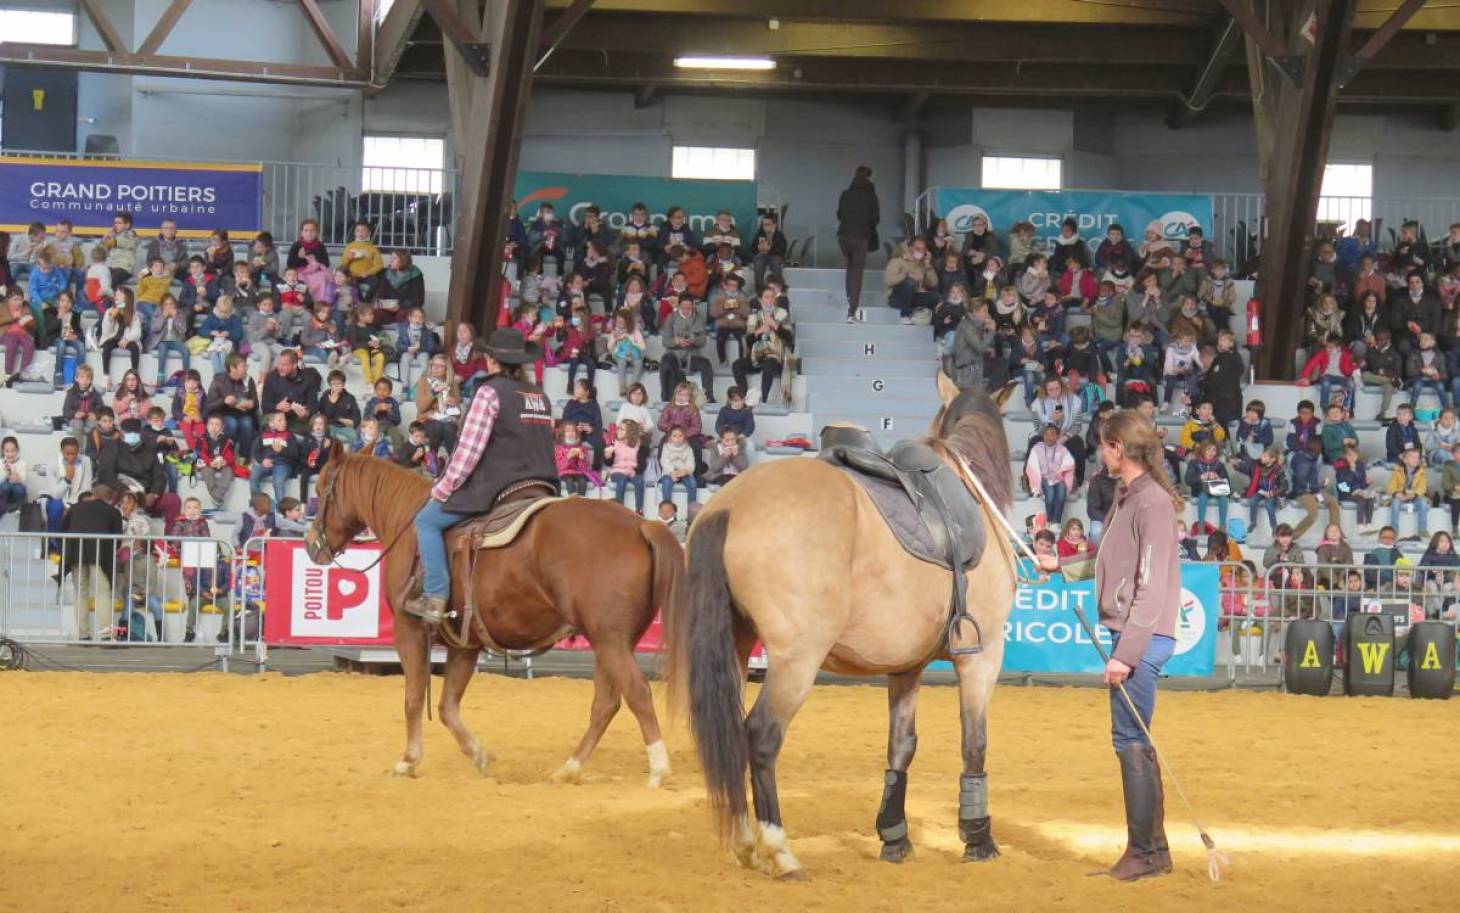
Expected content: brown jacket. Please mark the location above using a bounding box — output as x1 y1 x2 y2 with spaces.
1094 472 1182 667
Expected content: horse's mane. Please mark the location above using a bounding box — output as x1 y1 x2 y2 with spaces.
931 387 1015 513
334 451 431 530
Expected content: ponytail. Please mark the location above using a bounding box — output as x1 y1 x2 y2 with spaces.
1100 410 1185 510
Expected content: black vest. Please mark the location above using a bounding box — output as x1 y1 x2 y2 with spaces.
443 374 558 515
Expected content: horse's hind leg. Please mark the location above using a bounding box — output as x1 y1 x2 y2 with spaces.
953 645 1004 861
552 650 620 785
609 643 670 788
742 651 819 881
392 613 430 778
877 669 922 864
439 646 492 777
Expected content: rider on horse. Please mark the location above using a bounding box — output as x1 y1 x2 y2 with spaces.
405 327 558 624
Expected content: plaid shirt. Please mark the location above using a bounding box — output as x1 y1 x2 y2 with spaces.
431 384 500 502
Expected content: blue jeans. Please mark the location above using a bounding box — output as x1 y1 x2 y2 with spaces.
1410 378 1449 408
1109 632 1176 751
1317 375 1355 411
221 414 258 460
659 474 697 506
414 498 465 599
248 460 292 503
0 481 26 516
1194 490 1229 530
1020 367 1043 407
1041 479 1067 523
1389 495 1429 533
1161 373 1196 408
612 472 645 513
887 278 939 318
154 340 190 385
209 349 231 375
1249 494 1278 533
1088 519 1104 546
52 338 86 385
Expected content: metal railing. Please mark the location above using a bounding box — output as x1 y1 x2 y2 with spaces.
0 530 239 670
1216 558 1460 682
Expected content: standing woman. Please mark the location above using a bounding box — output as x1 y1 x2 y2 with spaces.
1036 409 1182 882
835 165 880 323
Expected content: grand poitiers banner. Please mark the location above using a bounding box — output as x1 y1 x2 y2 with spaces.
999 561 1220 677
931 187 1214 262
514 170 758 238
0 156 263 239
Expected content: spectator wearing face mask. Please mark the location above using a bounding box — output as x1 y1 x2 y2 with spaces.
882 237 939 325
96 417 181 527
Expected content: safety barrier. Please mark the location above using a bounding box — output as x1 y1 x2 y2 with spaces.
1215 558 1460 683
0 530 239 670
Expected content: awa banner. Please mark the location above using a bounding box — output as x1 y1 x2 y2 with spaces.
930 187 1213 262
514 171 758 239
0 156 263 238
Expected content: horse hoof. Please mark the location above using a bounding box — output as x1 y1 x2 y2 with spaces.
392 760 420 778
646 772 666 789
963 840 1001 862
879 838 915 864
472 749 495 778
550 758 583 785
776 868 809 882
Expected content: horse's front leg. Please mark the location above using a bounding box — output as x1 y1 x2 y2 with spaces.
952 641 1004 861
439 645 492 776
392 610 430 777
877 668 922 863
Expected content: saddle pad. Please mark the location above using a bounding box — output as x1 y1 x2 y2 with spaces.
448 495 563 555
832 463 986 572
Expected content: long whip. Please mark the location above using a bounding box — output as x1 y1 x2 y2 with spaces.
942 448 1231 882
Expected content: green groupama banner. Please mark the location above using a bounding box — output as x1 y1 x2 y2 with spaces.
514 171 758 236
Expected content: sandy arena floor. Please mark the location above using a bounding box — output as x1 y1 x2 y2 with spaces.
2 670 1457 912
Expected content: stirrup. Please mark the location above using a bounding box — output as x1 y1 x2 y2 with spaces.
405 595 448 626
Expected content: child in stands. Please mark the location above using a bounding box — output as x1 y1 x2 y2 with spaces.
238 492 275 546
1426 407 1460 466
8 221 47 284
317 369 361 444
658 425 698 507
50 291 85 390
349 304 388 384
297 414 337 503
1387 446 1429 540
0 291 38 382
64 364 102 440
1335 442 1377 531
1297 332 1359 412
395 307 437 396
197 295 243 375
555 422 594 496
363 377 402 443
617 383 653 432
705 428 749 486
300 301 344 366
196 414 244 507
342 220 385 298
716 386 756 440
85 407 119 458
100 211 138 286
351 417 393 458
1186 440 1231 532
297 255 334 329
1115 323 1158 407
607 419 646 514
99 288 143 376
1025 423 1075 525
1284 399 1320 459
1386 403 1421 465
247 232 278 284
170 370 207 451
111 369 150 423
180 255 220 323
1246 446 1287 536
1161 329 1200 413
246 295 286 383
1202 258 1237 330
135 257 171 316
394 421 439 481
1441 442 1460 533
149 294 190 387
608 309 646 398
1320 402 1357 465
275 497 308 536
1057 518 1094 559
1407 332 1449 408
83 244 112 312
250 411 299 504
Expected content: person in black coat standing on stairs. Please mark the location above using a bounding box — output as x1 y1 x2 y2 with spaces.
836 165 881 322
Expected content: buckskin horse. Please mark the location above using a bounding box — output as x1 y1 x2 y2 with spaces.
664 375 1019 879
305 447 683 786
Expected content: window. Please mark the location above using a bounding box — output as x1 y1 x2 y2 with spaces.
671 145 756 181
981 155 1062 191
0 9 77 45
1318 162 1373 233
361 135 445 193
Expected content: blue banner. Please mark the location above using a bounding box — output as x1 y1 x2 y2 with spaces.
0 156 263 239
999 562 1220 677
930 188 1213 262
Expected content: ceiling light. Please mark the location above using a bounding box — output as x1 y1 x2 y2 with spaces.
673 56 776 71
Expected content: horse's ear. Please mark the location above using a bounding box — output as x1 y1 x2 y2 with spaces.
329 443 345 464
935 370 960 407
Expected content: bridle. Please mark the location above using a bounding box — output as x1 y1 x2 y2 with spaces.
305 457 420 572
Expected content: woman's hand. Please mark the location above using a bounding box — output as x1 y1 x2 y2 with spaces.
1103 657 1132 686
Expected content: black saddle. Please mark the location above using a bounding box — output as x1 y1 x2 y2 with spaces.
819 425 989 655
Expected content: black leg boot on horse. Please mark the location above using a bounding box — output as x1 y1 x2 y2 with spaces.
1100 744 1168 882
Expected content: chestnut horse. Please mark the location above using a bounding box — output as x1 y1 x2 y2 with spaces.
664 375 1019 879
305 448 684 786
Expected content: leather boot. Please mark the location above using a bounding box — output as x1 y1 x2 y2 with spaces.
1103 744 1166 882
1145 745 1173 874
403 595 448 626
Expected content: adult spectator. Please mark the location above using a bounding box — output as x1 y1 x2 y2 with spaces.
575 206 617 263
1335 219 1377 274
45 436 92 530
373 250 425 318
206 353 261 458
836 165 880 322
750 212 788 289
261 349 321 434
882 236 939 324
1391 272 1442 355
657 207 698 268
100 211 139 286
144 218 189 278
527 202 567 274
659 295 715 403
734 288 793 406
60 483 124 640
96 418 181 527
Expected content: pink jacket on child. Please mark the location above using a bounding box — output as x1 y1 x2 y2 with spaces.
606 439 640 476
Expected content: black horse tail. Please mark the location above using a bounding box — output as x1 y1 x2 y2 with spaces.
663 509 748 838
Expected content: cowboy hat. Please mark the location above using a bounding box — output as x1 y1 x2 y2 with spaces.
482 327 543 364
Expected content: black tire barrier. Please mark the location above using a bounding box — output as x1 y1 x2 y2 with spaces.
1283 619 1335 696
1406 622 1457 700
1344 613 1397 697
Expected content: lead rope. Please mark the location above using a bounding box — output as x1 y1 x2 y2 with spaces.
942 449 1230 883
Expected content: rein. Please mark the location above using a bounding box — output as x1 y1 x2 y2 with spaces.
937 443 1048 585
311 459 421 573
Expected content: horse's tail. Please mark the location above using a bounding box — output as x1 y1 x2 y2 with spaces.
639 516 684 637
663 509 748 838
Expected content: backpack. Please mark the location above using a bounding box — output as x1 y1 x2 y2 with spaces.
18 500 46 534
